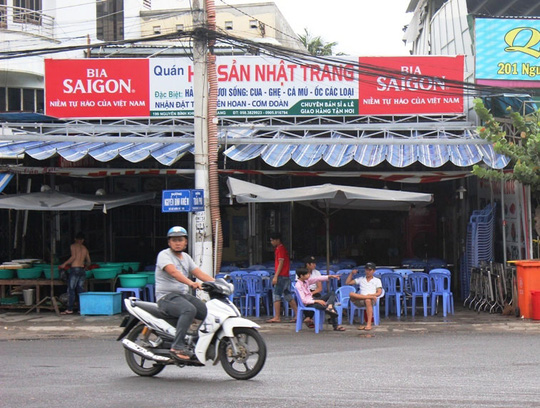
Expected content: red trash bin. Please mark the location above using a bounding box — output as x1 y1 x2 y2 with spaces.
531 291 540 321
514 261 540 319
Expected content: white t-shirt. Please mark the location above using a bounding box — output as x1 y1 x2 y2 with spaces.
354 276 382 295
155 249 198 301
309 269 322 291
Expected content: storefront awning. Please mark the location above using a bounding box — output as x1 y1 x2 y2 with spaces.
224 130 510 169
0 139 194 166
0 121 509 169
0 173 13 193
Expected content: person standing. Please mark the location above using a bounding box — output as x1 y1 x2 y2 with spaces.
346 262 382 331
266 232 298 323
60 232 91 315
155 226 214 362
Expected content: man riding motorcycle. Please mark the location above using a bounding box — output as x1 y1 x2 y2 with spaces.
155 226 214 362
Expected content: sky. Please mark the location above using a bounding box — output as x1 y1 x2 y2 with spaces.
267 0 412 56
155 0 413 56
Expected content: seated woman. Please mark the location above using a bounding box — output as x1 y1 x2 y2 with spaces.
294 267 345 331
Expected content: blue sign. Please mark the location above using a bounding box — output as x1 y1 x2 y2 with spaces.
475 18 540 82
162 189 204 213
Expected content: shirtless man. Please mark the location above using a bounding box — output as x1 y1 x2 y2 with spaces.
60 232 91 314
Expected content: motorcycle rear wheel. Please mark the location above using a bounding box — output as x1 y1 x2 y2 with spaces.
125 324 166 377
219 327 266 380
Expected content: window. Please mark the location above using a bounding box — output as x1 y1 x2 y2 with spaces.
36 89 44 113
13 0 42 25
0 0 7 28
176 24 184 32
0 87 43 112
0 88 5 111
153 25 161 34
22 89 34 111
249 20 258 29
7 88 21 111
96 0 124 41
225 21 233 30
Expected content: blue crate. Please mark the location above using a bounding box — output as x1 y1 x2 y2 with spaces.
79 292 121 315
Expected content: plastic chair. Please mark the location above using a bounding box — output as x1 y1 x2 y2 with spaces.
408 272 431 317
335 285 355 325
242 274 269 317
430 272 454 317
229 271 248 311
293 286 324 333
116 287 143 309
429 268 451 275
374 268 393 278
336 269 353 287
381 272 406 318
144 283 155 302
349 288 384 326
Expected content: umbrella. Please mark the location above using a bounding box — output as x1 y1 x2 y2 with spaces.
227 177 433 271
0 190 155 213
0 190 155 313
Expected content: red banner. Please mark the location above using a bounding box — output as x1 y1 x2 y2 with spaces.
358 56 464 115
45 59 150 118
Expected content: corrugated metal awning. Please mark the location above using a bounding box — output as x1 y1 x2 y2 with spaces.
223 130 509 169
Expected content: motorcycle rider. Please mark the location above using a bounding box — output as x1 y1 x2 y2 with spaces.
155 226 214 362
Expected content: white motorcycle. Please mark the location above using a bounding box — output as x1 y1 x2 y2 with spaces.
117 278 267 380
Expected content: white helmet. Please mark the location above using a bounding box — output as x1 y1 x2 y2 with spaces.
167 226 188 238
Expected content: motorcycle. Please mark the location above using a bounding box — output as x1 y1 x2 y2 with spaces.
117 278 267 380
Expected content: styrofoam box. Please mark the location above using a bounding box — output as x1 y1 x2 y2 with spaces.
79 292 121 315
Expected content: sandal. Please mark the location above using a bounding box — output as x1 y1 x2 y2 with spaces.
306 321 315 329
170 349 193 361
60 310 73 315
325 306 338 317
333 325 346 331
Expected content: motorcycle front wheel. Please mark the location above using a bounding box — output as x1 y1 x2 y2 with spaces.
125 323 166 377
219 327 267 380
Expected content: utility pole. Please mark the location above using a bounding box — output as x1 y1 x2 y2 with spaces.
192 0 213 274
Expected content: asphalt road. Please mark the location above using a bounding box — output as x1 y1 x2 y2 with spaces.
1 329 539 408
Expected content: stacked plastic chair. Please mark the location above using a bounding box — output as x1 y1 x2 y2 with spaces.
461 203 496 299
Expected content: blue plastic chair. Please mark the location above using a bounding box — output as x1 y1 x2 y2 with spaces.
374 268 394 279
335 285 355 325
336 269 353 287
429 268 451 275
349 288 384 326
381 272 406 318
430 272 454 317
293 286 324 333
242 274 269 317
408 272 431 317
229 271 248 311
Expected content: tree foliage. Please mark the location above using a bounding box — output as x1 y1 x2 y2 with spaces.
298 28 341 56
472 98 540 191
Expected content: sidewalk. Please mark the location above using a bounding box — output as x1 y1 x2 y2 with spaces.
1 305 539 340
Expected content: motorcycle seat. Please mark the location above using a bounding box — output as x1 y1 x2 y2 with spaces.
133 299 174 320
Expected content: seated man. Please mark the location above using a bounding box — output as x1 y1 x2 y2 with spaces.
155 226 214 362
295 267 345 331
346 262 382 331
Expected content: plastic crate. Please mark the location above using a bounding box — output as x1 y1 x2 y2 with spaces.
79 292 121 315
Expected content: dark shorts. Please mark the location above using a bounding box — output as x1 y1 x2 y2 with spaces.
272 276 293 303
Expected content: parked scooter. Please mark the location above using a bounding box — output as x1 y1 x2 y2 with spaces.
117 278 266 380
